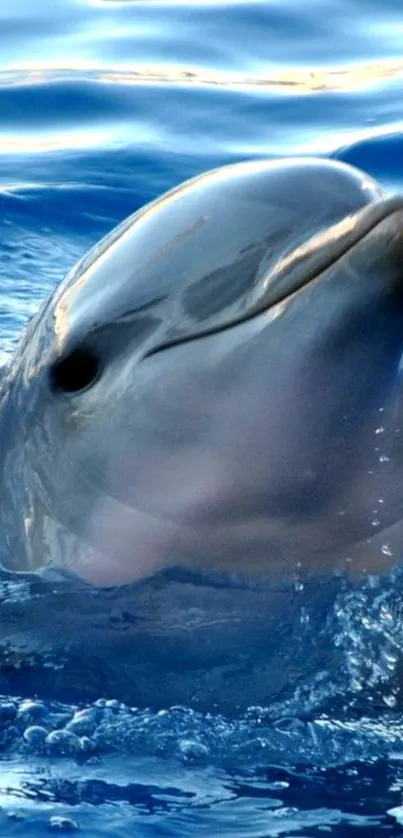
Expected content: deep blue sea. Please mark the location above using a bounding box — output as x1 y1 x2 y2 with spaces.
2 1 403 835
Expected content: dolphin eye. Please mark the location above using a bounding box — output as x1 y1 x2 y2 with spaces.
50 348 100 394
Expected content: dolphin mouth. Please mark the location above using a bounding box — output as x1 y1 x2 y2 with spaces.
146 194 403 359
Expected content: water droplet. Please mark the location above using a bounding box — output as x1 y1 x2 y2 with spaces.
382 651 397 672
49 816 79 831
299 607 310 625
361 616 373 629
383 693 397 708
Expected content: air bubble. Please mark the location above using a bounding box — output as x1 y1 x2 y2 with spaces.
46 730 81 756
178 739 209 763
23 726 48 751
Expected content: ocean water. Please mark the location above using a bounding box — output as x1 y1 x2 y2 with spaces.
1 0 403 835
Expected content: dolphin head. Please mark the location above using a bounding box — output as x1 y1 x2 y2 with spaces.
2 157 403 587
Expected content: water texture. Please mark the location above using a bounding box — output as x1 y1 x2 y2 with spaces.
1 0 403 835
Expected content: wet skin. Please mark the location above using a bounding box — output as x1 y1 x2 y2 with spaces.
1 157 403 588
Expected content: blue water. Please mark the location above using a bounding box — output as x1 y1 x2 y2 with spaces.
2 0 403 835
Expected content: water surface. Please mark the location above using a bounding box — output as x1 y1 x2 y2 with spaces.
1 1 403 835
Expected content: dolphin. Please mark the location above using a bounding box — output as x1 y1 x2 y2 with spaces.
1 156 403 590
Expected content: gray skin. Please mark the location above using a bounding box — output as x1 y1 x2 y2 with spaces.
1 156 403 589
